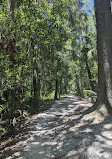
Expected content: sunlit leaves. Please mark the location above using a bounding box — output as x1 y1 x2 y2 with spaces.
0 0 97 134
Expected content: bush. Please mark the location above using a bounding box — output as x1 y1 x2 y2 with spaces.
83 90 97 102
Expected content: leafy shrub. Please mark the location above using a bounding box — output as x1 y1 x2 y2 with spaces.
0 87 30 134
83 90 97 102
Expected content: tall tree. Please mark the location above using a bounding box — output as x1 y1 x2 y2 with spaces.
89 0 112 117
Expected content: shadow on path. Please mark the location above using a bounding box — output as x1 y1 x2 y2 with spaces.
1 95 112 159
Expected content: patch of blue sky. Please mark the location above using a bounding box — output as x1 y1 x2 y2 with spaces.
89 0 94 10
82 0 94 16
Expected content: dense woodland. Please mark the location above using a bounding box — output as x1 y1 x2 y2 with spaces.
1 0 110 137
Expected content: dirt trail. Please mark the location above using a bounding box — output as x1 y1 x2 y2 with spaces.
1 95 112 159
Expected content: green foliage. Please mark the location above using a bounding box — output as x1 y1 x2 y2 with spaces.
0 105 3 113
0 0 97 136
0 127 5 137
83 90 97 102
42 91 55 102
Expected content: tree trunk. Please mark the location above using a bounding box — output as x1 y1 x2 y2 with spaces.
93 0 112 114
59 79 62 99
64 81 67 94
75 75 82 96
33 66 40 112
85 56 95 91
10 0 15 19
31 38 40 112
54 78 58 100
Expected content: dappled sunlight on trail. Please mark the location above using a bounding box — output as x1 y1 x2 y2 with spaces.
1 95 112 159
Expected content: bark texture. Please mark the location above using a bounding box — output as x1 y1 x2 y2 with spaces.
75 75 82 96
33 61 40 111
85 54 95 91
54 79 58 100
94 0 112 113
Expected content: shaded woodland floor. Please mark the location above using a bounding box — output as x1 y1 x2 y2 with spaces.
1 95 112 159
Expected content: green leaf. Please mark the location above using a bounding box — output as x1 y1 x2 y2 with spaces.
13 117 17 127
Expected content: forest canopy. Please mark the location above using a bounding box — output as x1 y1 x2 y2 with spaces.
0 0 97 135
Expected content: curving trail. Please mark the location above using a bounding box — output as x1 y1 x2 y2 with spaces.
1 95 112 159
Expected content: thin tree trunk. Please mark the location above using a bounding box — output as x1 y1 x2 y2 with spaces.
64 81 67 94
33 67 39 111
10 0 15 19
75 75 82 96
31 38 40 112
54 78 58 100
85 57 95 91
59 79 62 99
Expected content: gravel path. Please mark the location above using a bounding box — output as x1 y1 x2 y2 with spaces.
1 95 112 159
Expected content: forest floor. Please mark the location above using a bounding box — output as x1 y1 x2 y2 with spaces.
1 94 112 159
